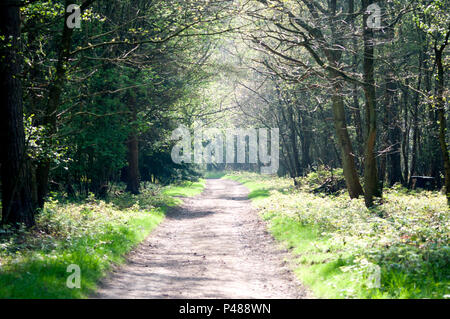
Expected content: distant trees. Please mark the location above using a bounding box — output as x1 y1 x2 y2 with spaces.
414 0 450 205
0 0 448 227
234 0 449 207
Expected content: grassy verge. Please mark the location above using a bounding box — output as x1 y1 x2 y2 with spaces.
162 179 206 203
0 181 205 299
225 172 449 299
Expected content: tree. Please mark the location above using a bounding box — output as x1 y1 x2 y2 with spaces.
415 0 450 205
362 0 381 207
0 1 35 226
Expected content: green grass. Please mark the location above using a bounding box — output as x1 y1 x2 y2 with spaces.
224 172 450 299
0 181 205 299
162 179 206 203
203 171 228 179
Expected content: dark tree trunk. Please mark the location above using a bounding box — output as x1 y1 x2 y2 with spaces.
409 36 424 186
349 0 364 172
331 83 364 199
126 133 140 194
0 4 35 226
299 111 311 170
435 46 450 206
362 0 381 207
386 75 403 185
379 88 388 188
401 83 410 185
352 85 364 172
126 98 140 195
287 105 301 178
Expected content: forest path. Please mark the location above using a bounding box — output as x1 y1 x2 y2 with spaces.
93 179 307 299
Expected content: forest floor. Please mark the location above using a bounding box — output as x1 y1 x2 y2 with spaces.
94 179 308 299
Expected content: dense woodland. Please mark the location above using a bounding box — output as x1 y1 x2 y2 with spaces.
1 0 449 225
0 0 449 300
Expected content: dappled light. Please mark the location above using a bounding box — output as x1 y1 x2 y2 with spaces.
0 0 448 303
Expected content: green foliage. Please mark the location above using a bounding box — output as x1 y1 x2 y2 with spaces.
414 0 450 43
226 172 450 299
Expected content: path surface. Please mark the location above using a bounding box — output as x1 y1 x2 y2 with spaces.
94 179 307 299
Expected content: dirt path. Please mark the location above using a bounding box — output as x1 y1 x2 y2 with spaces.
94 179 308 299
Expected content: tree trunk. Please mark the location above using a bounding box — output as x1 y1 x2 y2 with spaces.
409 35 424 186
0 4 35 226
349 0 364 172
287 105 302 178
126 133 140 194
126 98 140 194
362 0 381 207
401 83 410 185
386 75 403 185
327 0 363 199
435 47 450 206
299 111 312 170
331 83 364 199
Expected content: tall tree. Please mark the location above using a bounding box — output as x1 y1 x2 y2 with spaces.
0 1 35 226
362 0 381 207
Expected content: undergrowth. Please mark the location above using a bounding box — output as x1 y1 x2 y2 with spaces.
226 172 449 299
0 181 204 298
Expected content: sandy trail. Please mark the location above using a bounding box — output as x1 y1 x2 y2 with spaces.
94 179 307 299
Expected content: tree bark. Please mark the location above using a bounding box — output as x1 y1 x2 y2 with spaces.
287 105 302 178
385 74 403 185
0 3 35 226
299 111 312 170
409 32 424 186
349 0 364 172
331 82 364 199
401 82 410 185
328 0 363 199
435 46 450 206
362 0 381 207
126 96 140 195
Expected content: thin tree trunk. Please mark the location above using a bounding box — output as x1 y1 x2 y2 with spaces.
287 105 302 178
435 46 450 206
299 111 312 170
126 96 140 194
386 74 403 185
409 32 424 185
126 133 140 194
362 0 381 207
401 83 410 185
349 0 364 172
